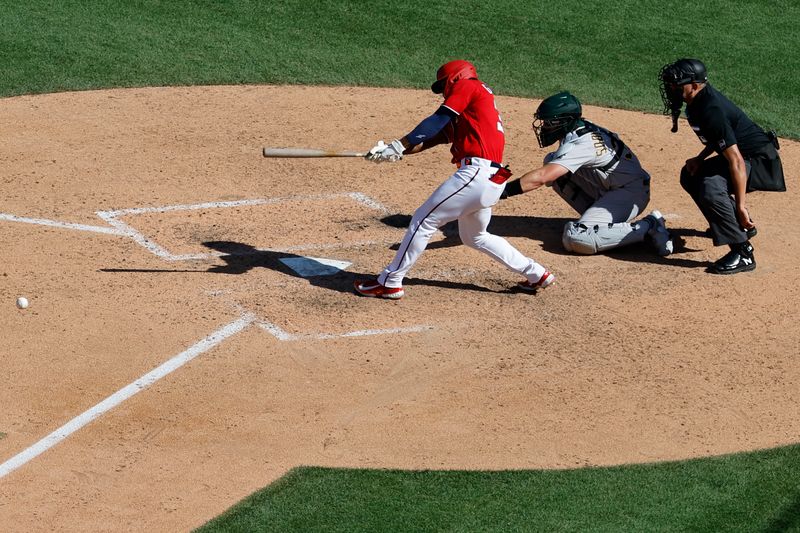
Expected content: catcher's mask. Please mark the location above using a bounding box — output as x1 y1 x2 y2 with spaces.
532 91 583 148
431 60 478 97
659 58 708 132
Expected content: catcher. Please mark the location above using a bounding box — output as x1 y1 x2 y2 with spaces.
502 91 673 256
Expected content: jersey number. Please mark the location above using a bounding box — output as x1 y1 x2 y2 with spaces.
483 84 505 134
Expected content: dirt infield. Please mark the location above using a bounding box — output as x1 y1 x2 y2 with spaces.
1 85 798 531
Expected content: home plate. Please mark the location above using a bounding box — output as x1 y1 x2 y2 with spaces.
279 257 351 277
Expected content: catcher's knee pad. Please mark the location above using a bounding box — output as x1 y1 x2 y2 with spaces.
562 221 600 255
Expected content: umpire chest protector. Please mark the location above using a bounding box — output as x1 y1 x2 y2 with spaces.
686 85 785 192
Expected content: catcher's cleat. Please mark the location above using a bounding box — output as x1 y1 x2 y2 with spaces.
644 210 673 256
517 271 555 293
353 279 404 299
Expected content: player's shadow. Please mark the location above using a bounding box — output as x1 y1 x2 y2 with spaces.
605 227 717 269
201 241 356 294
381 213 712 269
202 241 499 295
100 240 518 294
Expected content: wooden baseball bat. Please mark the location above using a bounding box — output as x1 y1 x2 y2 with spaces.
262 147 366 158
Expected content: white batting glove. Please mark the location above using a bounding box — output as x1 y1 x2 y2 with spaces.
365 140 388 162
380 139 405 162
365 139 404 163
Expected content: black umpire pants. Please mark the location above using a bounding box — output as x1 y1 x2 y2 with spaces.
680 156 751 247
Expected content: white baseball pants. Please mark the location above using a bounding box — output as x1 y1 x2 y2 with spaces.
378 158 547 288
554 178 651 254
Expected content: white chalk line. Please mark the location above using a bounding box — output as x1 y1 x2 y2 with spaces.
347 192 389 213
309 325 435 340
0 314 433 479
258 320 295 342
0 314 257 480
95 192 389 218
257 320 433 341
97 198 278 218
0 193 392 260
96 214 187 260
96 210 393 262
0 213 124 236
0 194 420 478
94 193 392 261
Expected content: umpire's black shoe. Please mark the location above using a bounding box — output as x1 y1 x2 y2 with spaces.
708 242 756 275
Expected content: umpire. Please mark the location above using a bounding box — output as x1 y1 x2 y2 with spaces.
659 58 785 274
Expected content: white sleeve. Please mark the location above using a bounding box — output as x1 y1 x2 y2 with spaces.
545 136 597 174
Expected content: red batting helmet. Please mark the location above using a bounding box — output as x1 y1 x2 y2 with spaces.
431 60 478 97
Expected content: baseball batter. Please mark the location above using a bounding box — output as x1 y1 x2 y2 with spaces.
353 60 553 299
502 92 673 256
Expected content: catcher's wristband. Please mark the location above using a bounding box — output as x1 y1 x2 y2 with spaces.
501 179 523 199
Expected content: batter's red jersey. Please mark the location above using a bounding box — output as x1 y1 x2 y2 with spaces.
442 78 505 164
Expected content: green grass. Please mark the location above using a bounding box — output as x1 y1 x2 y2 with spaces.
198 445 800 532
1 0 798 136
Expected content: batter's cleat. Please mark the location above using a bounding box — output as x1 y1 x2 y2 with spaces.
708 242 756 275
518 271 555 293
644 210 673 256
353 279 404 299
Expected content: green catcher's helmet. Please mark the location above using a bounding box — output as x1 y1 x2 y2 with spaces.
533 91 583 147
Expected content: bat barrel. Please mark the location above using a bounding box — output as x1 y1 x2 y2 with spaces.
262 147 365 158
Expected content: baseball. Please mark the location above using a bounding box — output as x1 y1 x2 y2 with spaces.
16 297 29 309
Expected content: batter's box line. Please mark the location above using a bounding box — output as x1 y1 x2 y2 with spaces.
0 313 258 481
0 213 125 236
0 313 433 480
95 193 393 261
258 320 434 341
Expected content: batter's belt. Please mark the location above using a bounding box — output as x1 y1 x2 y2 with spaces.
458 156 502 169
458 157 511 184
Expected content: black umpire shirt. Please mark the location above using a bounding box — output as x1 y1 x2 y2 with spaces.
685 84 770 157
